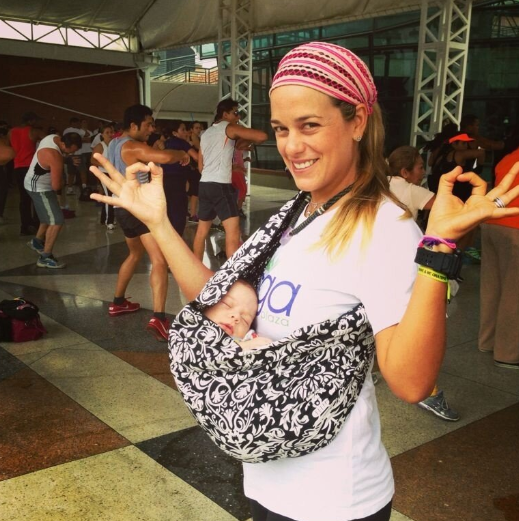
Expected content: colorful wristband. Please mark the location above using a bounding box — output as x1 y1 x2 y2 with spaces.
418 265 451 301
419 236 457 250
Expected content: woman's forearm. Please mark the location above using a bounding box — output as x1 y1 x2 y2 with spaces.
377 274 447 403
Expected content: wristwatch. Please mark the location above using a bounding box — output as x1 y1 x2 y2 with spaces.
414 247 463 280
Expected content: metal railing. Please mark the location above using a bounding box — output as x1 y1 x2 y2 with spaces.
153 65 218 84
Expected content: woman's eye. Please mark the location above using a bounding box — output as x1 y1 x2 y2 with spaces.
303 122 319 130
272 126 287 134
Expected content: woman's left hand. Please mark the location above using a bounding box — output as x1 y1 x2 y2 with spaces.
426 163 519 241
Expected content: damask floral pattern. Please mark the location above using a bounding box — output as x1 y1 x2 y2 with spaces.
168 193 376 463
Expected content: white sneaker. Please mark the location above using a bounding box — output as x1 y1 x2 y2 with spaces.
66 186 75 195
106 224 116 230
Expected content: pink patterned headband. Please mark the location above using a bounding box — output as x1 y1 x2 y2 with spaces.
269 42 378 114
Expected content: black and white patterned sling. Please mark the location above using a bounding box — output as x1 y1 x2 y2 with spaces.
168 192 376 463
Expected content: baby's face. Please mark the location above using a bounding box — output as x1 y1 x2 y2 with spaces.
204 282 257 339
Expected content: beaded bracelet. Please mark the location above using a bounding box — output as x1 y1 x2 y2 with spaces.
418 266 451 301
419 235 457 250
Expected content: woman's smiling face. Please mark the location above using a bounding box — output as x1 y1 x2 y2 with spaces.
270 85 366 202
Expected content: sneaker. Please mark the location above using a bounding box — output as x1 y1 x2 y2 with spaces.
418 390 459 421
108 298 140 317
66 186 75 195
37 255 66 269
494 360 519 370
188 214 199 223
106 223 116 230
146 317 170 342
27 238 45 254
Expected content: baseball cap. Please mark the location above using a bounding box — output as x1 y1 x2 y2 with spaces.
448 133 474 144
22 111 43 123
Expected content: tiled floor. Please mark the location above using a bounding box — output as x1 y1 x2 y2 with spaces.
1 184 518 521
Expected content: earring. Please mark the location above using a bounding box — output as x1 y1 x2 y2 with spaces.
354 135 362 142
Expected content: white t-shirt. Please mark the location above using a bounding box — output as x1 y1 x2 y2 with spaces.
387 176 434 220
244 199 422 521
91 133 103 149
200 121 235 183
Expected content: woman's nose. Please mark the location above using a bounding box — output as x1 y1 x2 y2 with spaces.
284 132 305 156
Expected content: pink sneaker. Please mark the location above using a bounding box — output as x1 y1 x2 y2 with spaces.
108 298 140 317
146 317 170 342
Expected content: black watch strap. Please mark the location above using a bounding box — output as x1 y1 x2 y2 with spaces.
414 247 463 280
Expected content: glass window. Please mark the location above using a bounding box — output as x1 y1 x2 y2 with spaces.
379 100 414 154
252 66 272 104
274 29 320 46
373 24 420 46
374 12 420 30
466 45 519 96
321 19 372 38
471 5 519 39
199 43 217 59
331 36 370 50
373 50 416 98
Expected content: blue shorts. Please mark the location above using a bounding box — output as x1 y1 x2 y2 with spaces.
28 190 64 225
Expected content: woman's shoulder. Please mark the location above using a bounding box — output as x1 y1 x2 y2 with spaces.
369 198 421 249
375 197 421 233
378 196 408 218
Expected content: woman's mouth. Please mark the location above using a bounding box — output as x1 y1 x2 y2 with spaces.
292 159 317 171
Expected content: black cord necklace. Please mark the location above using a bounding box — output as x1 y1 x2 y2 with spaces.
280 183 355 244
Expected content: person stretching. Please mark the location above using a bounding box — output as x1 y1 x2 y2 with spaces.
106 104 190 342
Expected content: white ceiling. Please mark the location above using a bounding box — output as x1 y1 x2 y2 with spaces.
0 0 425 51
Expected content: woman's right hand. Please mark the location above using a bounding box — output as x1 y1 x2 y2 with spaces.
89 153 167 229
426 163 519 241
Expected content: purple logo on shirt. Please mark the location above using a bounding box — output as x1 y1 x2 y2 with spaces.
258 275 301 317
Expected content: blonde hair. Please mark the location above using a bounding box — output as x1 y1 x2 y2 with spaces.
315 100 410 258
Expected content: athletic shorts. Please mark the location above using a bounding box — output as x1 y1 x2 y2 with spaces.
115 208 149 239
28 190 64 225
186 169 201 196
198 182 239 222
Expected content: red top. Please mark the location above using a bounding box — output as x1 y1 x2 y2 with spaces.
10 126 36 168
487 147 519 230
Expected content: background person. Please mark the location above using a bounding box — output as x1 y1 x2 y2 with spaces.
90 42 519 521
24 132 82 268
186 121 203 222
0 125 15 224
63 117 91 195
387 145 435 220
106 104 190 342
479 144 519 370
91 123 115 230
162 120 199 236
387 145 459 422
193 99 267 261
429 133 487 260
9 111 44 235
